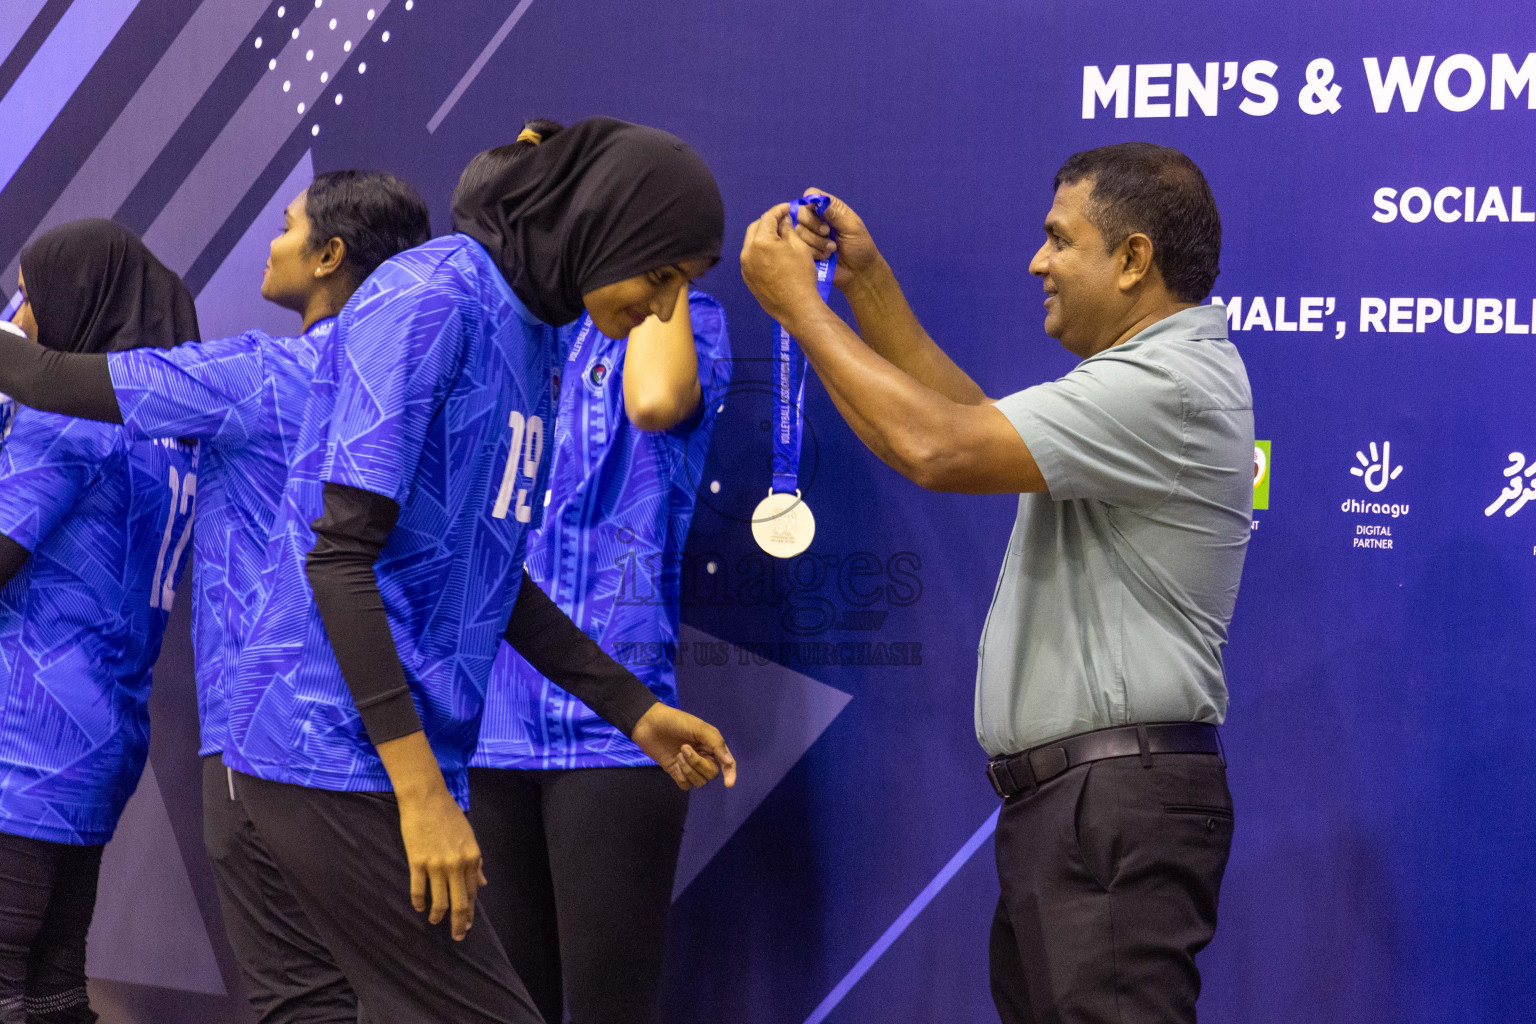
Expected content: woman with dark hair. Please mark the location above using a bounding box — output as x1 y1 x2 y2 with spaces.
462 120 735 1024
0 173 432 1024
215 117 739 1023
0 219 199 1024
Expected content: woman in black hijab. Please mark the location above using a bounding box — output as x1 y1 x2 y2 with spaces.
15 217 199 355
452 115 725 333
242 117 735 1024
0 219 198 1024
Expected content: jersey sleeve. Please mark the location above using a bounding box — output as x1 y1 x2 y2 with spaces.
0 411 118 551
322 274 467 503
108 334 270 446
668 291 731 438
993 350 1187 509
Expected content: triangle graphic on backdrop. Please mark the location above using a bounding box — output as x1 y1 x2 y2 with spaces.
194 149 315 340
672 624 852 898
86 761 226 995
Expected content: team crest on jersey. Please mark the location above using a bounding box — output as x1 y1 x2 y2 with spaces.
586 356 613 392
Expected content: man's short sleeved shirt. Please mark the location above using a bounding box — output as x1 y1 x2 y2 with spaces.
474 291 731 770
977 304 1253 756
224 236 556 804
109 322 330 755
0 412 197 844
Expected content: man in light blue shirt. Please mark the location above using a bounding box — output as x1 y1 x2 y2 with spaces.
740 143 1250 1024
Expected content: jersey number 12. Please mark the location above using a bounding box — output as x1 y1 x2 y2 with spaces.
151 465 197 610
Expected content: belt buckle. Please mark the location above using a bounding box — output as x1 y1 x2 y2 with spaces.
987 756 1033 800
986 760 1009 799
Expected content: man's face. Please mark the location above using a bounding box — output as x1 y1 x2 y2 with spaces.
1028 179 1124 359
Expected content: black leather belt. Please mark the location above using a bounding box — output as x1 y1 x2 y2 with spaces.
986 722 1222 800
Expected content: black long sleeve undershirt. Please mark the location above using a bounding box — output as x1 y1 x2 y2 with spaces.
306 482 660 747
0 535 28 590
0 329 121 423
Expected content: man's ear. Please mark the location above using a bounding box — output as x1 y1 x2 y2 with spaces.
1117 233 1155 292
314 237 347 280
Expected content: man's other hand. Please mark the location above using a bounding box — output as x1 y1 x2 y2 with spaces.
792 189 881 291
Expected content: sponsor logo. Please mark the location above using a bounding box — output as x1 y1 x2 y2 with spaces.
1350 441 1402 493
1253 441 1271 511
1344 441 1408 548
1485 452 1536 518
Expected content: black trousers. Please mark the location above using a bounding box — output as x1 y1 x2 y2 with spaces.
201 755 358 1024
466 766 688 1024
0 832 104 1024
230 770 543 1024
989 752 1233 1024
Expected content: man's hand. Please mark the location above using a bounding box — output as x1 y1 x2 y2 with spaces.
376 731 485 941
631 703 738 791
741 205 826 330
790 189 882 292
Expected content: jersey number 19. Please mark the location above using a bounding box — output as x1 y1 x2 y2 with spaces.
493 410 544 523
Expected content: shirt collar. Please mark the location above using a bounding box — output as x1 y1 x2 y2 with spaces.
1118 303 1228 349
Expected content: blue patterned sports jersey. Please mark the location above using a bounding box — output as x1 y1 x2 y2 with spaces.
0 411 196 844
108 320 331 756
224 235 556 804
474 291 730 770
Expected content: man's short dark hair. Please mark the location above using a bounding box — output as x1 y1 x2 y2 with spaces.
306 170 432 282
1053 143 1221 303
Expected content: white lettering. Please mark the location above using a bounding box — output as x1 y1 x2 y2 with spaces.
1415 297 1442 332
1506 298 1530 335
1082 65 1129 118
1134 63 1172 117
1300 297 1325 332
1433 186 1462 222
1388 297 1413 333
1243 296 1273 332
1398 187 1432 222
1491 52 1536 110
1476 297 1504 333
1433 54 1486 111
1175 62 1219 116
1373 187 1399 223
1239 61 1279 116
1360 297 1387 333
1363 55 1435 112
1273 296 1298 332
1514 186 1536 222
1478 186 1510 222
1444 298 1473 334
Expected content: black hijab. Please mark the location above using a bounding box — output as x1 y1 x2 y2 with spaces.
452 117 724 326
19 219 199 354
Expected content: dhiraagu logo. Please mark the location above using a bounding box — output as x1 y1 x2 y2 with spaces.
1253 441 1271 511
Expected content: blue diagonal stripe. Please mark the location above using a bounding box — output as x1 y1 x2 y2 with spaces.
0 0 146 194
426 0 538 134
0 0 48 68
802 808 1000 1024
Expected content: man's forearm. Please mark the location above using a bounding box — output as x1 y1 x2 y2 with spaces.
841 259 989 406
780 300 965 485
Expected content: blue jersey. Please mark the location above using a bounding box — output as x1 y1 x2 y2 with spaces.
109 321 331 756
225 235 555 804
0 411 196 844
474 292 730 770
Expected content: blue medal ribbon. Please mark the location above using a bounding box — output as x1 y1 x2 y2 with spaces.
771 194 837 495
